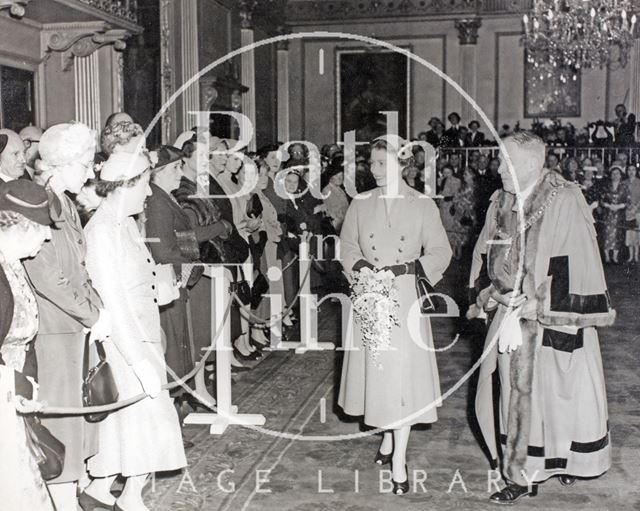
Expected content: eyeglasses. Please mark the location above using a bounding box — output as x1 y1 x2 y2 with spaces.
23 139 39 149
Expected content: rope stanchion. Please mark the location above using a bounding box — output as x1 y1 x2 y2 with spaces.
276 237 335 354
183 266 265 434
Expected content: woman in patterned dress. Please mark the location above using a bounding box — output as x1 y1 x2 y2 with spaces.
451 168 478 259
599 165 629 263
0 179 55 510
625 166 640 263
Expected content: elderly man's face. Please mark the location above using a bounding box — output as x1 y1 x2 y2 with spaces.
498 139 543 194
0 130 26 179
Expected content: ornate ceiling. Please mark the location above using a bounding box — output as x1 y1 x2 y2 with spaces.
285 0 535 23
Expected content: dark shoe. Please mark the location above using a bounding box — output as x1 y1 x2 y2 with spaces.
490 483 538 504
559 475 576 486
183 438 195 449
249 336 268 350
231 365 251 374
374 448 392 466
392 464 409 495
78 491 115 511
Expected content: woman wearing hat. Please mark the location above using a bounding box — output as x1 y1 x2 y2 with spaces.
599 165 630 263
22 122 112 511
0 180 55 510
145 146 231 409
322 158 349 233
83 151 186 511
338 135 452 495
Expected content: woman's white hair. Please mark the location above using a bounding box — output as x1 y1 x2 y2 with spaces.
36 122 96 172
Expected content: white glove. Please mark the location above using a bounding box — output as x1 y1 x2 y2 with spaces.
89 308 112 344
132 359 162 398
498 307 523 354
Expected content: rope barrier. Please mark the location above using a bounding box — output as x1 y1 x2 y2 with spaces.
235 257 313 325
37 297 234 417
30 255 317 417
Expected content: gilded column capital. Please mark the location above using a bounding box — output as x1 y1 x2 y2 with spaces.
455 17 482 45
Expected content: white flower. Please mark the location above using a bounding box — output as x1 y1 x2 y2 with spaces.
350 267 400 369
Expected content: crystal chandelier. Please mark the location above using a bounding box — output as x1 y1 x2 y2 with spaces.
522 0 637 82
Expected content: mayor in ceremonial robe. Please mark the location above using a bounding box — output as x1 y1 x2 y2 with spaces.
468 131 615 504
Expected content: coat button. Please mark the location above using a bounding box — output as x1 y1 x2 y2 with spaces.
147 258 151 263
374 257 379 262
398 248 403 253
369 234 374 238
153 298 158 304
152 285 156 290
372 246 376 250
400 236 405 241
152 271 156 276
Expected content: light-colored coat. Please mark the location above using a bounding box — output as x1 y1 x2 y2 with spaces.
84 201 186 477
338 182 452 428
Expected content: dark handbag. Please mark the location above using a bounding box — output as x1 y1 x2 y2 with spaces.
250 271 269 309
24 416 65 481
82 338 119 423
415 260 435 313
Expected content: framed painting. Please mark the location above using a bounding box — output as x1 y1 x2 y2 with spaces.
336 47 411 141
524 51 581 117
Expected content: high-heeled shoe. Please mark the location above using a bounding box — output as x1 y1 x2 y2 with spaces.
392 464 409 495
374 449 392 466
78 490 115 511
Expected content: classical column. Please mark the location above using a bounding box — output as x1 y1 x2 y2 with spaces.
629 38 640 121
180 0 200 132
455 18 482 122
110 48 124 115
74 52 101 131
276 29 290 143
240 8 257 151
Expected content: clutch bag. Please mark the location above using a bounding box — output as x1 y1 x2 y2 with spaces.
82 339 119 423
415 260 435 313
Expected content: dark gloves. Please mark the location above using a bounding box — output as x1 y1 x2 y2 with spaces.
381 261 416 276
200 219 233 241
352 259 375 272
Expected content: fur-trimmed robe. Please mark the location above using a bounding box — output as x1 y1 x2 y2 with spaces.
469 171 614 485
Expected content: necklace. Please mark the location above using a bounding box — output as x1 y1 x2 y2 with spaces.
495 184 565 259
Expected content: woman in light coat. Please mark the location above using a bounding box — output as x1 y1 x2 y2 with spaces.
84 151 186 511
338 136 452 495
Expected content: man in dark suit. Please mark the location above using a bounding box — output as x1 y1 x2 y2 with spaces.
466 120 486 147
424 117 444 147
0 130 27 183
443 112 462 147
613 103 637 146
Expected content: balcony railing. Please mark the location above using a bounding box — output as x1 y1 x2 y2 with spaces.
287 0 534 22
77 0 137 24
438 146 640 169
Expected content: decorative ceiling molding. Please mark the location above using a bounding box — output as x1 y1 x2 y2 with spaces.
43 21 131 71
0 0 30 18
286 0 534 23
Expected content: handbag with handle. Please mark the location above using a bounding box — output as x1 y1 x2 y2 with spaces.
24 416 66 481
415 260 435 314
82 338 119 423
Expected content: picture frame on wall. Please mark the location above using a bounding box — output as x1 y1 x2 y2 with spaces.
524 50 581 118
336 47 411 141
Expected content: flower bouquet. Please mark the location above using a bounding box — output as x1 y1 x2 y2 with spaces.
350 267 400 367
